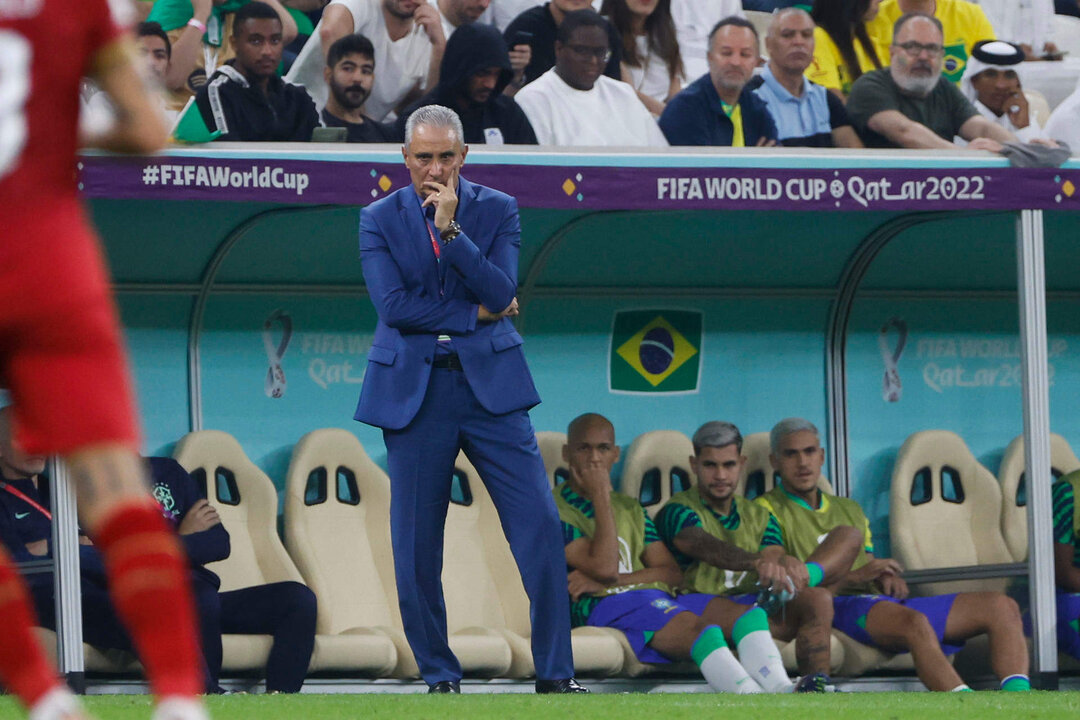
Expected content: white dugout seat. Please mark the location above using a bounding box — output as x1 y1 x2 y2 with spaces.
173 431 312 675
535 431 570 489
890 430 1013 596
282 429 406 676
997 433 1080 562
619 430 695 519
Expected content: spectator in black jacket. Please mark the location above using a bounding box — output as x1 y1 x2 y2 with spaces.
395 22 537 144
320 33 394 142
195 1 319 141
0 404 316 693
503 0 623 91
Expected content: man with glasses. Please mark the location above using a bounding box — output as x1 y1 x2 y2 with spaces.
515 9 666 145
503 0 623 90
846 13 1014 149
866 0 995 85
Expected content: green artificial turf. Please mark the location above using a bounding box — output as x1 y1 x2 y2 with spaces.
2 692 1079 720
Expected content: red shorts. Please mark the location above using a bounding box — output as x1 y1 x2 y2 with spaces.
0 198 139 454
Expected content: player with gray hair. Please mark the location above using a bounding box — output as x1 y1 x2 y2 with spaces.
658 420 862 690
758 417 1031 692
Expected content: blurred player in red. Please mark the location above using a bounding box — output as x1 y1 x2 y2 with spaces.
0 1 207 719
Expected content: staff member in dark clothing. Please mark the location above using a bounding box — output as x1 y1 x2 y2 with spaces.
0 405 316 693
395 23 537 145
503 0 623 90
195 1 318 141
320 33 394 143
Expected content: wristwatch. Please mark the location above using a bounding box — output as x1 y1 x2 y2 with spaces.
439 220 462 245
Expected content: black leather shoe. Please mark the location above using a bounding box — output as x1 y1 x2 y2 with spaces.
535 678 589 694
427 681 460 694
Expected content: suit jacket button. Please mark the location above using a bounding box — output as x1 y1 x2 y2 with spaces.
425 357 432 364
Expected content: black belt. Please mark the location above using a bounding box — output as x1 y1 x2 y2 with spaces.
432 353 462 370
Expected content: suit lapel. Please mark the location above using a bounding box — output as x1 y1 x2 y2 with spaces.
396 189 441 294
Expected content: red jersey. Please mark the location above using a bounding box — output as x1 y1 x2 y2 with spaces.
0 0 126 213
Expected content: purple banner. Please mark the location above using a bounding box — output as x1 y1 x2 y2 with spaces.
79 155 1080 212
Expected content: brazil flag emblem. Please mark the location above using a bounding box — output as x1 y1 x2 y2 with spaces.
609 310 702 394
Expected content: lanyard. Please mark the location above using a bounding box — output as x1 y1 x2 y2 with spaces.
0 481 52 521
425 218 441 260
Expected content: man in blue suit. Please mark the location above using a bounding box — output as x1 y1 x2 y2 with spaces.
354 104 583 694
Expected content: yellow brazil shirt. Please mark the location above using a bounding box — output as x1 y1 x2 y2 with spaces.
723 101 744 147
866 0 996 84
806 25 885 95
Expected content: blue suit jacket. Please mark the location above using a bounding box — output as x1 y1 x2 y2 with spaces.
354 176 541 430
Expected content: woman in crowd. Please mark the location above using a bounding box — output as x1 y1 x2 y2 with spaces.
808 0 884 99
602 0 684 115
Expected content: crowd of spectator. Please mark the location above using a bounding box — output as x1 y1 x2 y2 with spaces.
87 0 1080 150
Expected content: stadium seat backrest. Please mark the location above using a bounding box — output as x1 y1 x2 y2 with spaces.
1051 14 1080 58
283 428 400 635
744 10 771 56
619 430 694 518
1024 89 1052 129
173 430 304 592
890 430 1011 593
738 432 834 499
442 452 510 633
535 431 570 489
997 433 1080 562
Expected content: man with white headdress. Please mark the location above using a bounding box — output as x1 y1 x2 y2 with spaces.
959 39 1045 144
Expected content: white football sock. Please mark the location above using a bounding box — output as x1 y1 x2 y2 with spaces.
734 607 795 693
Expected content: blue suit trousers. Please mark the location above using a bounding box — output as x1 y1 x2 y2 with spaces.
383 365 574 684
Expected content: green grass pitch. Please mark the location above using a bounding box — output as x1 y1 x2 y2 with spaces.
2 692 1080 719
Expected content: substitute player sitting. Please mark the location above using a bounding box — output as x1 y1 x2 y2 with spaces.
757 417 1031 692
657 421 862 688
558 413 795 694
1051 470 1080 660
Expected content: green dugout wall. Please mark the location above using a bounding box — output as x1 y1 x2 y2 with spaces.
41 146 1080 685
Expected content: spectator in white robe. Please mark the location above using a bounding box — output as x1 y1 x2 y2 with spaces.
959 40 1046 144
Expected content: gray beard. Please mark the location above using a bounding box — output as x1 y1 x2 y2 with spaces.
893 70 938 97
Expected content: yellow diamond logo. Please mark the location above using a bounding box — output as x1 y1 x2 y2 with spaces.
615 315 698 387
378 175 392 192
1064 180 1075 197
562 179 576 196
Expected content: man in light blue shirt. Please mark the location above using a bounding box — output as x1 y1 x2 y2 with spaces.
748 8 862 148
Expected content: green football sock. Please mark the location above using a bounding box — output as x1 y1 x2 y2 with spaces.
1001 674 1031 692
806 562 824 587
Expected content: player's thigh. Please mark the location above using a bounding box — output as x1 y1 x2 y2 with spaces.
942 591 1017 641
863 600 936 650
1 205 137 455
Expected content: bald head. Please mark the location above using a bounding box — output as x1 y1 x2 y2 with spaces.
563 413 619 479
567 413 614 445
